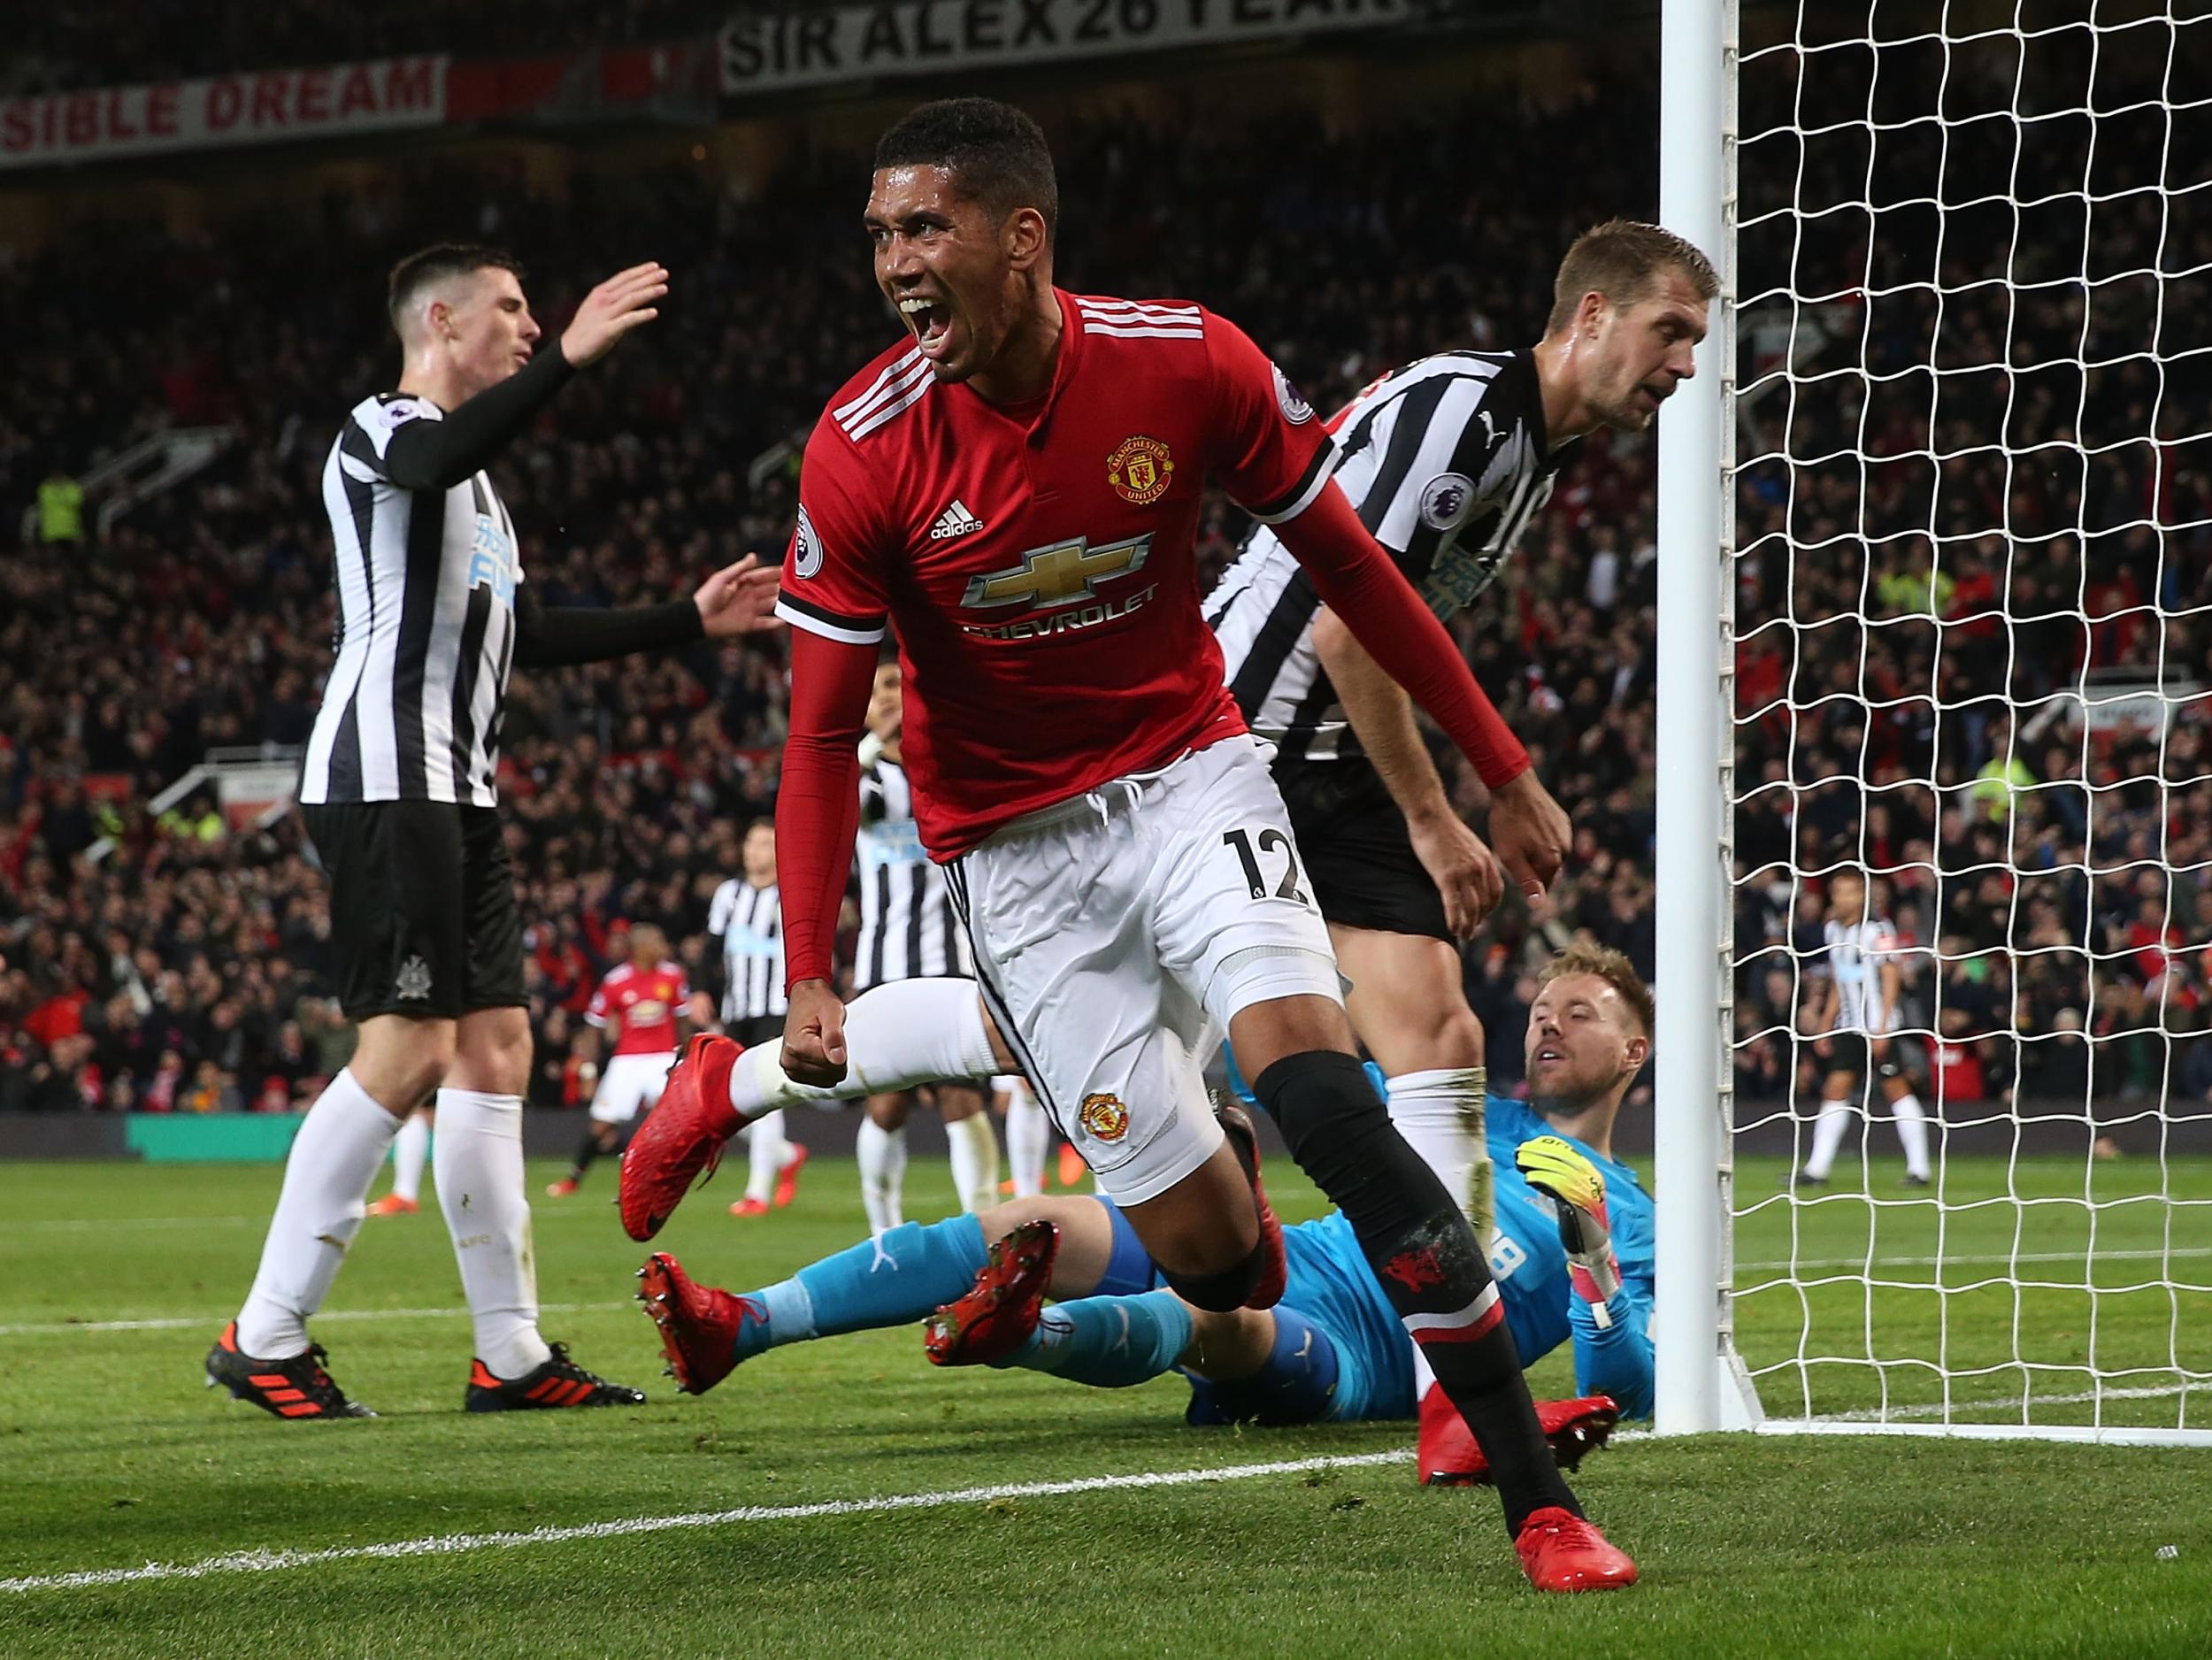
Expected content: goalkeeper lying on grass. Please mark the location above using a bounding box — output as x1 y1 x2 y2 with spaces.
636 951 1653 1483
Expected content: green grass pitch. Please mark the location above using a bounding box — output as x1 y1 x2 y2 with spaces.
4 1151 2210 1659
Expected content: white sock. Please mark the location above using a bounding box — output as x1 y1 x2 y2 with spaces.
729 980 997 1118
433 1087 550 1379
1002 1077 1048 1199
1803 1097 1855 1180
856 1117 908 1235
235 1070 401 1358
390 1110 431 1203
1893 1092 1932 1180
744 1110 790 1203
1384 1067 1492 1237
945 1110 1001 1215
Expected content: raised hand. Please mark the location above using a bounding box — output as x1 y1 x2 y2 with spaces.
693 555 783 638
560 262 669 367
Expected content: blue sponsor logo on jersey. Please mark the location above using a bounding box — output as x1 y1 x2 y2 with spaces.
467 513 519 603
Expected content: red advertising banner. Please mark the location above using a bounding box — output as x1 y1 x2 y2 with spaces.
0 57 448 170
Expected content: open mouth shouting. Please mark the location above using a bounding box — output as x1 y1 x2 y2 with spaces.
900 293 956 359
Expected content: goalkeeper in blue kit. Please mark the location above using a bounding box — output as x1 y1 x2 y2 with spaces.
638 947 1654 1480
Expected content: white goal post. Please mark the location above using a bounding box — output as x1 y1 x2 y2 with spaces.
1655 0 2212 1445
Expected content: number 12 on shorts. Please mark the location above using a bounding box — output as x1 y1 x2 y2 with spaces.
1223 826 1312 908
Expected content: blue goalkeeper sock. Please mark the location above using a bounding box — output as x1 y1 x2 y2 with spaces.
1182 1305 1342 1426
997 1289 1194 1388
735 1215 990 1362
1242 1304 1340 1421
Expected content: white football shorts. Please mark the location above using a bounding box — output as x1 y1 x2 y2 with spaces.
589 1050 674 1125
944 736 1340 1206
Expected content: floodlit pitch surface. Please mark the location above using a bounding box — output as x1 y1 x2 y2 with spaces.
4 1155 2208 1658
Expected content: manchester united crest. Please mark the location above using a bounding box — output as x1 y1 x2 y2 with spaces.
1106 435 1174 506
1079 1091 1131 1142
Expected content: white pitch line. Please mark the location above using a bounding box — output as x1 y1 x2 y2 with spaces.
3 1207 623 1233
1 1216 262 1233
1826 1381 2203 1422
0 1301 631 1337
0 1450 1412 1595
1739 1245 2212 1272
12 1246 2208 1337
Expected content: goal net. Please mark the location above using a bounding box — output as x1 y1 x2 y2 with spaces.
1664 0 2212 1442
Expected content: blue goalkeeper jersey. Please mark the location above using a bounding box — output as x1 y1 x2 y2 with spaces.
1219 1051 1655 1417
1485 1095 1655 1417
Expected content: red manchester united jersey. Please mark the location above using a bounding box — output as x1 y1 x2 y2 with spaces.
774 291 1335 857
585 960 688 1057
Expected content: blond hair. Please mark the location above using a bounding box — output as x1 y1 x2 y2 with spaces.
1546 219 1718 335
1535 944 1655 1040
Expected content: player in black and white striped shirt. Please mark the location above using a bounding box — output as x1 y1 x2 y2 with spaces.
1209 222 1714 1237
710 829 790 1042
854 711 967 990
850 662 1002 1230
710 820 809 1217
1795 869 1933 1188
211 245 780 1422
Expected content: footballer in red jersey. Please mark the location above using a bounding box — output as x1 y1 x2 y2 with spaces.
548 923 691 1198
634 99 1628 1590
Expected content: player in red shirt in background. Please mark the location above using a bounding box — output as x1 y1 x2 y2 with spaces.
547 923 690 1197
626 99 1631 1590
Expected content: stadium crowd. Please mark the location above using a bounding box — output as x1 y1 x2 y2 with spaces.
1726 21 2212 1122
5 44 2210 1135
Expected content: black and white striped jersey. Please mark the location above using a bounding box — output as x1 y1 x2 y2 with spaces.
1208 349 1571 764
852 757 970 990
709 877 788 1022
1816 916 1902 1035
299 392 521 807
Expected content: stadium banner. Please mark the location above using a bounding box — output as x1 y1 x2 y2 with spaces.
0 57 448 170
718 0 1409 95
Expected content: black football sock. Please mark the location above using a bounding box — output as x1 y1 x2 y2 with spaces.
568 1128 606 1183
1252 1049 1580 1533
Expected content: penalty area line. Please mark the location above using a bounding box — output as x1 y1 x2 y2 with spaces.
1 1450 1413 1595
0 1301 633 1336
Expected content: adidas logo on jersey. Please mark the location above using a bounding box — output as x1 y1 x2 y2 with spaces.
931 500 986 540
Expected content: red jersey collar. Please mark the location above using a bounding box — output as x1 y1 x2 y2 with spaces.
956 286 1081 442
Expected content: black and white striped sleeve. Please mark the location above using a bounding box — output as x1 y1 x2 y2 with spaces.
1362 374 1518 569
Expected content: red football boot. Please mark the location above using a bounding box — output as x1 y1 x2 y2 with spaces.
729 1197 769 1218
635 1252 762 1395
1215 1099 1286 1309
923 1218 1059 1366
619 1034 744 1241
1418 1391 1622 1487
772 1142 810 1208
1514 1506 1639 1592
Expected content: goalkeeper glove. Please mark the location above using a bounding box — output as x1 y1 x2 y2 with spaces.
1516 1135 1624 1317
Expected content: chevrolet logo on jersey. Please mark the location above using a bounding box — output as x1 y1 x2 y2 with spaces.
960 534 1152 611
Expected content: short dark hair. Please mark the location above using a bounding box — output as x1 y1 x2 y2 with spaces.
387 243 524 334
1546 219 1717 334
874 97 1057 242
